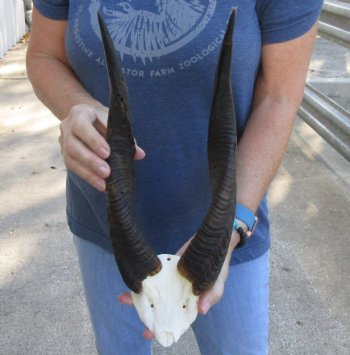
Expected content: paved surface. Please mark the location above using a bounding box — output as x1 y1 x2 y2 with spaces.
0 36 349 355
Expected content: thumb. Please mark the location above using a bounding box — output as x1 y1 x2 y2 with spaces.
134 139 146 160
134 145 146 160
198 282 224 315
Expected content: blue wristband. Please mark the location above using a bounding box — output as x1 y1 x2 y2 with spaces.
232 219 249 248
235 203 257 232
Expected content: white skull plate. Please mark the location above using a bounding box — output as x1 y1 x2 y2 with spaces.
131 254 199 347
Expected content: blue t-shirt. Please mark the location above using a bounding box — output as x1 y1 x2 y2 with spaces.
34 0 323 264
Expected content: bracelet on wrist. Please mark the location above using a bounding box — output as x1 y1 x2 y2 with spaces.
232 219 251 248
235 203 258 234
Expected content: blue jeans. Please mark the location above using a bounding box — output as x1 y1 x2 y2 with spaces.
73 235 269 355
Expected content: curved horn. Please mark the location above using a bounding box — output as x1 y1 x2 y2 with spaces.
98 13 162 293
177 9 237 295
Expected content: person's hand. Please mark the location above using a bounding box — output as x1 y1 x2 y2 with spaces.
59 103 145 191
176 231 240 315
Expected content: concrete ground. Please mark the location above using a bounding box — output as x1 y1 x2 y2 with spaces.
0 36 349 355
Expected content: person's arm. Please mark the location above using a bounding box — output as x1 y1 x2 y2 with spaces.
235 23 319 214
27 8 103 119
26 7 144 191
196 22 319 314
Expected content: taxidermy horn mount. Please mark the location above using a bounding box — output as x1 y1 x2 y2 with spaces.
98 9 237 348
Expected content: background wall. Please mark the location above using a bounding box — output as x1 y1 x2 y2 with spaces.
0 0 27 58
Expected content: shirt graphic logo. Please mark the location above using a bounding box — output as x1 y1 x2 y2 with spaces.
89 0 217 64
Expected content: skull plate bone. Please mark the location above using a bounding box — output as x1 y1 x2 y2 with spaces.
131 254 199 347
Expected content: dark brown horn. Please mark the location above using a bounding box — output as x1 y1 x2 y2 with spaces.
98 13 162 293
177 9 237 295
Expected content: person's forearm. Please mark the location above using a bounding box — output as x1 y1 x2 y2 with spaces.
26 52 103 120
236 22 319 216
236 95 298 214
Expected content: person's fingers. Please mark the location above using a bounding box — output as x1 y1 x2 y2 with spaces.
198 281 225 315
59 104 112 190
117 292 134 306
60 127 110 191
60 104 147 192
64 155 107 191
65 106 110 159
143 328 154 340
93 109 145 161
64 136 110 178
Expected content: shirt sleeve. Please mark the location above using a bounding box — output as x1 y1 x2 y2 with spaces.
256 0 324 45
33 0 69 20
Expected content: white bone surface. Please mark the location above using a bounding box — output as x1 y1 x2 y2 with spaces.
131 254 199 347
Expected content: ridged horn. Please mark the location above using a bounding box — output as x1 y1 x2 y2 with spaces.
98 13 162 294
177 9 237 296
